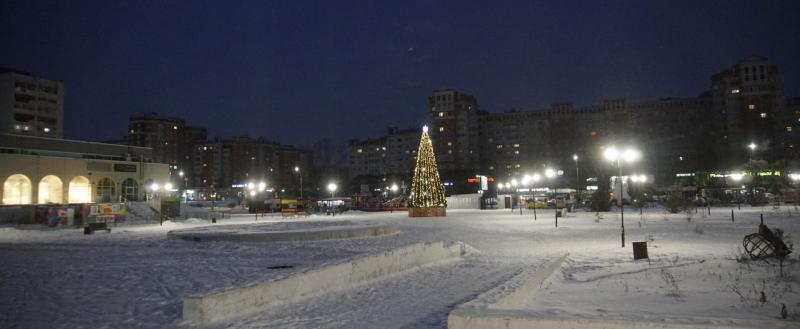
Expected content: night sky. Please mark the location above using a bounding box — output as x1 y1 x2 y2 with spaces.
2 0 799 146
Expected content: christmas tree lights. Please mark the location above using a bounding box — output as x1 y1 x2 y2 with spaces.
409 125 446 210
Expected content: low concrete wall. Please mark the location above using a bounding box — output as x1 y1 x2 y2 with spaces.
448 253 776 329
168 224 398 242
449 314 761 329
184 241 465 326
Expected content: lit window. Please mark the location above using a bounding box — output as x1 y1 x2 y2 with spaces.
439 127 444 132
357 148 362 153
513 144 520 148
173 125 178 130
447 142 452 146
22 126 29 131
761 113 767 118
496 144 503 149
439 112 444 117
43 127 50 133
748 104 755 110
130 129 134 134
382 147 386 151
448 150 452 154
515 164 521 168
514 150 519 154
203 146 207 150
14 125 20 130
731 89 740 94
787 126 793 132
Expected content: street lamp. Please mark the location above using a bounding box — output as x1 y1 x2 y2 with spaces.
511 179 519 214
748 143 757 162
731 172 744 209
294 166 303 199
603 146 641 247
327 182 337 198
573 154 580 206
545 168 563 227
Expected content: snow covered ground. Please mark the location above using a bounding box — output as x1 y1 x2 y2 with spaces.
1 206 798 328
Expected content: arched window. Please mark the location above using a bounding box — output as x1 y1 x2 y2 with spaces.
38 175 63 204
68 176 91 203
121 178 139 202
3 174 32 205
96 177 115 203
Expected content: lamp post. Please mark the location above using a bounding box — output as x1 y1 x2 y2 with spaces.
573 154 580 206
511 179 520 215
294 166 303 199
603 146 641 248
327 182 337 198
731 172 744 210
545 168 563 227
178 170 185 203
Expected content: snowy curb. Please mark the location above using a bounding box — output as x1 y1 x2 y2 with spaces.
182 241 465 326
167 224 399 242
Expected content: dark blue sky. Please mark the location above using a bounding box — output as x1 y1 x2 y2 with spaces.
2 0 799 146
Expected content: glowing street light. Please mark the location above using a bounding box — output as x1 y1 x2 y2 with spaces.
294 166 303 199
327 182 338 198
390 183 399 192
150 183 160 192
164 183 173 191
603 145 641 248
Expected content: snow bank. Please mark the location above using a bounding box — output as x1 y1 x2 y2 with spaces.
183 241 466 325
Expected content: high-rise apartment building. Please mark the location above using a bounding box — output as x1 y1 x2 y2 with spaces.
348 55 796 193
428 89 479 172
711 55 786 165
0 69 64 138
127 113 206 184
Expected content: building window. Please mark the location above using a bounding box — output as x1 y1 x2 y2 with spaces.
438 127 444 132
786 126 793 132
3 174 32 205
748 104 755 110
96 177 116 203
513 144 520 148
357 148 362 153
439 112 444 117
761 113 767 118
731 89 740 94
68 176 91 203
37 175 63 204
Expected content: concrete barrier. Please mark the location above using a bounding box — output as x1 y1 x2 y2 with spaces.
448 253 782 329
168 224 398 242
183 241 465 325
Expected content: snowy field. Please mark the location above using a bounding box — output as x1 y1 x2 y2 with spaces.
1 206 799 328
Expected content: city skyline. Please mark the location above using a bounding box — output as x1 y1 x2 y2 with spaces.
1 1 799 146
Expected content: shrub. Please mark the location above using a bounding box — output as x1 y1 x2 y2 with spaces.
665 192 689 214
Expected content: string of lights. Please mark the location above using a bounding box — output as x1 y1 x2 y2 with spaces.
409 126 446 208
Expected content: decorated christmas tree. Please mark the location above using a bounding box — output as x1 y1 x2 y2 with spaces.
409 125 446 217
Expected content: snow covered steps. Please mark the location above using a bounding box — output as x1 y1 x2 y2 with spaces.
182 241 466 326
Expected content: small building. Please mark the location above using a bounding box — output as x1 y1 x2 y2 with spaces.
0 133 170 205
